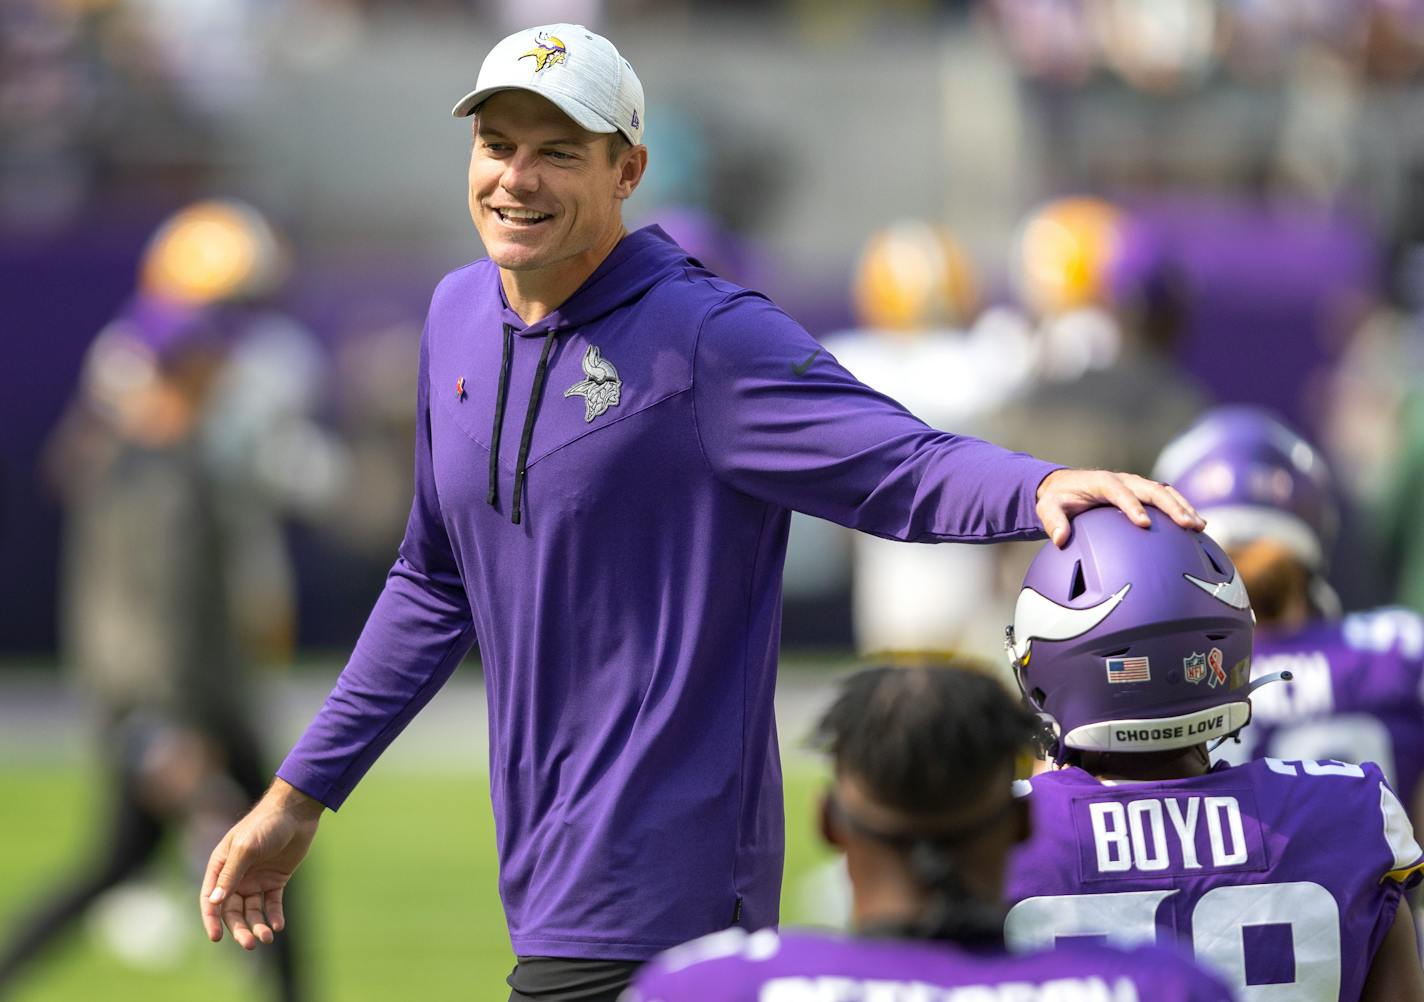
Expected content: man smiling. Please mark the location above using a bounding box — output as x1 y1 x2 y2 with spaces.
199 23 1203 1002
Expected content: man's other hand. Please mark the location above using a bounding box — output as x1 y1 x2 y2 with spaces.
200 778 323 950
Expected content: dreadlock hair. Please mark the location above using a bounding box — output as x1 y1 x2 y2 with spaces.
814 664 1038 946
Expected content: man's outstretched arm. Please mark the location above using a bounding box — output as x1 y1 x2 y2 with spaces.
691 292 1203 545
201 778 324 951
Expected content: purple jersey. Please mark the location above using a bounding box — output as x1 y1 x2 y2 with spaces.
275 227 1059 960
1217 608 1424 805
626 928 1234 1002
1006 759 1424 1001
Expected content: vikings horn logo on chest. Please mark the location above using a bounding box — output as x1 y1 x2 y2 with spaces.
565 345 621 422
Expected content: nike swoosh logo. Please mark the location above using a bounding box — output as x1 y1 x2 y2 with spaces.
791 350 822 376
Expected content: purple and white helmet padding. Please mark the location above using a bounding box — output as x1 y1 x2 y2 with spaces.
1152 406 1337 571
1006 507 1255 758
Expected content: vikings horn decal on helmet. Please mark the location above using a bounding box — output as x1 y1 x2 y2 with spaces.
1008 584 1131 663
1183 566 1252 610
1007 507 1255 759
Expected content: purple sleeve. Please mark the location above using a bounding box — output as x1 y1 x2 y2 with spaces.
276 327 476 809
690 292 1061 543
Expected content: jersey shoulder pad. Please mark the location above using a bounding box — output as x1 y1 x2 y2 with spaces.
1248 758 1422 883
1254 756 1381 781
1378 775 1424 885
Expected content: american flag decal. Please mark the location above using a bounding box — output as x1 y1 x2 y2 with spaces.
1105 656 1151 683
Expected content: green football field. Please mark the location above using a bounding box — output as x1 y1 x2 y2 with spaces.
0 760 835 1002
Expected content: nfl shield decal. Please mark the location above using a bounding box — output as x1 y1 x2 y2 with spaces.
1184 651 1207 685
1105 655 1151 683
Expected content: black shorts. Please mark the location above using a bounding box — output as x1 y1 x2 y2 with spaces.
506 956 643 1002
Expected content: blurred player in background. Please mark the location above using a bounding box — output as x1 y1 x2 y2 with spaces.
198 23 1203 1002
1003 506 1424 1002
0 202 306 1000
626 663 1233 1002
1155 407 1424 832
821 222 1033 664
986 195 1208 476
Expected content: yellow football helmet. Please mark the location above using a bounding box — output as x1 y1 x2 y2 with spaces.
852 221 980 332
1013 196 1125 318
139 199 285 306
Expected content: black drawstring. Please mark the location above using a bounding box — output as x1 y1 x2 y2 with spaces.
487 323 515 508
511 329 559 525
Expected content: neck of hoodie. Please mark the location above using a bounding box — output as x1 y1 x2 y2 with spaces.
498 223 629 325
484 224 694 524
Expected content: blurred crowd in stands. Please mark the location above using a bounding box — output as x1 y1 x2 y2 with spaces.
5 0 1424 662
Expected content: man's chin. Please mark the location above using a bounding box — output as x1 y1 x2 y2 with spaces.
486 245 549 271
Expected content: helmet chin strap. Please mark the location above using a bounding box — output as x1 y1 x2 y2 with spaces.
1005 627 1064 761
1208 669 1294 753
1245 668 1294 695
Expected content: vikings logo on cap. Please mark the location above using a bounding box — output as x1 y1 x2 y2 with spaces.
520 32 568 73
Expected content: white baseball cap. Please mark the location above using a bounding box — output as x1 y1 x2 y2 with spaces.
451 24 645 146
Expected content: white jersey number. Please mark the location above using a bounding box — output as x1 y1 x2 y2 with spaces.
1220 715 1396 786
1266 717 1397 788
1006 881 1341 1001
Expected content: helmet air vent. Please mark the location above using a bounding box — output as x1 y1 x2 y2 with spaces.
1069 560 1087 601
1199 539 1227 576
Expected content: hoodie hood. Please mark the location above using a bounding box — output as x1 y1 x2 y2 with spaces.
500 224 696 335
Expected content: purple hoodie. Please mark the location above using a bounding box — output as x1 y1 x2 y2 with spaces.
277 226 1060 959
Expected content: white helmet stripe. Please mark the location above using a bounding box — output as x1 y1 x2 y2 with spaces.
1012 583 1131 662
1184 568 1251 610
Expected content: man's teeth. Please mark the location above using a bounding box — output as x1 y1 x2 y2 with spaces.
499 208 551 222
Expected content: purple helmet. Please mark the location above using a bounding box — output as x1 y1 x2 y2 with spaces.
1007 507 1255 758
1152 406 1337 571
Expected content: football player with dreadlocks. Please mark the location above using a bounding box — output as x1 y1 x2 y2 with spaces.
625 664 1232 1001
1003 506 1424 1002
